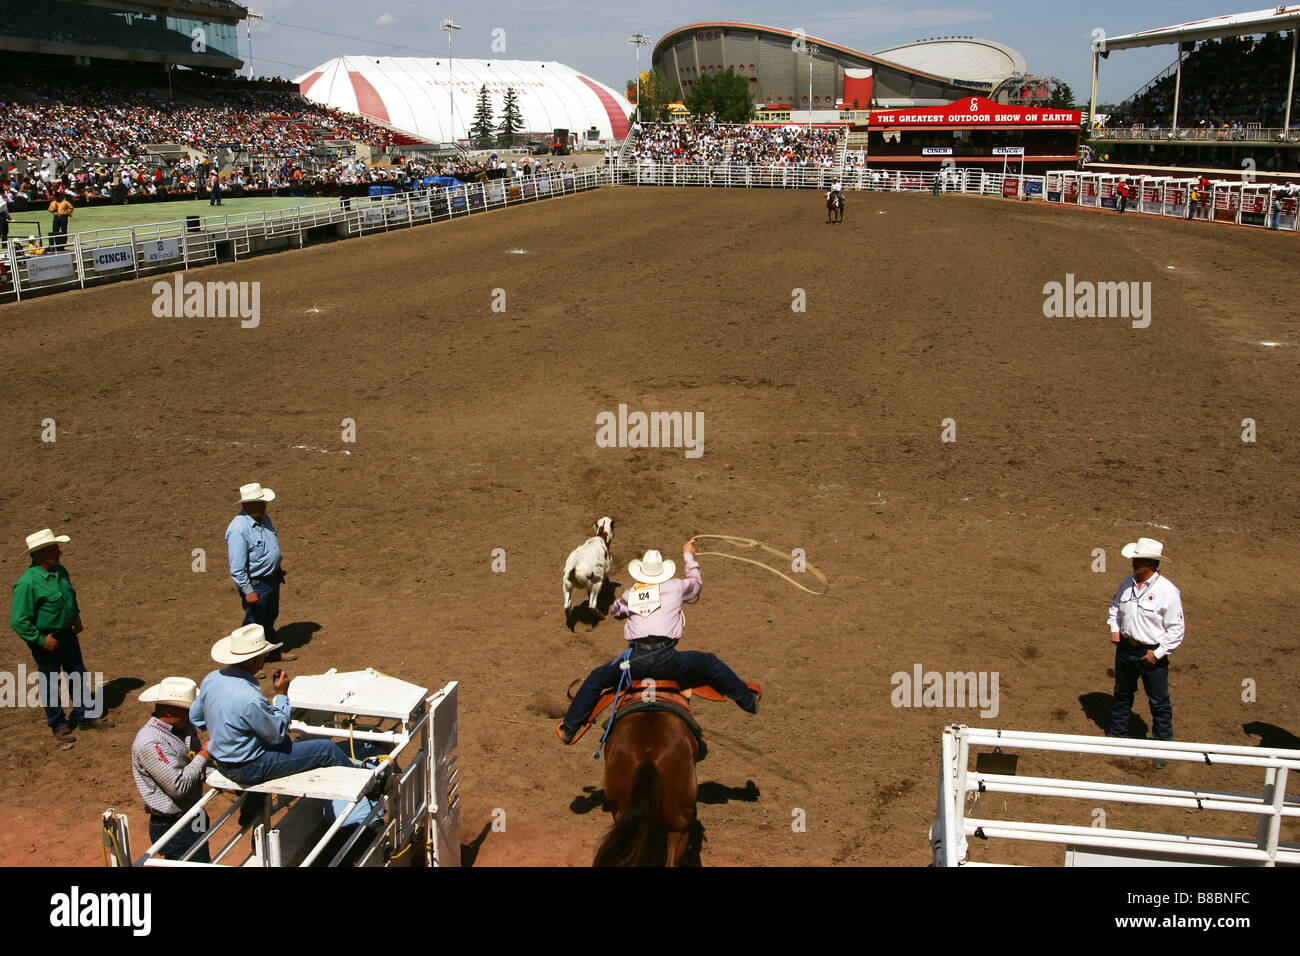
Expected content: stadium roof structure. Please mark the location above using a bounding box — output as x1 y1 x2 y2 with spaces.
0 0 247 68
297 56 633 144
1096 5 1300 51
870 37 1027 87
1088 6 1300 131
653 22 1035 108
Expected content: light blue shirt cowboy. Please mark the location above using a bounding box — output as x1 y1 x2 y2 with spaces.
226 511 281 596
190 667 290 764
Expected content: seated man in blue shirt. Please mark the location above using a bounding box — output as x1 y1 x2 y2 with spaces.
191 624 351 819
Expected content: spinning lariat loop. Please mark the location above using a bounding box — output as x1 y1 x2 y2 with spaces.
688 534 829 595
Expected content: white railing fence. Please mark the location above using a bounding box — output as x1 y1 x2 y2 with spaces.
2 165 609 302
933 725 1300 867
8 160 1293 303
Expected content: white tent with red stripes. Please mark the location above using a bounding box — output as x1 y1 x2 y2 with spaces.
296 55 633 145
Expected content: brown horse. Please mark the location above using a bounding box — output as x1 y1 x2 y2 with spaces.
826 190 844 224
593 710 699 866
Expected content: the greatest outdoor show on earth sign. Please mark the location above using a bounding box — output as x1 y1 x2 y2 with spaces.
870 96 1081 127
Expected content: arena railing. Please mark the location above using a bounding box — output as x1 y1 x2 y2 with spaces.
1092 126 1299 143
1044 170 1299 230
933 725 1300 867
610 160 1298 230
1 165 610 303
611 162 1049 199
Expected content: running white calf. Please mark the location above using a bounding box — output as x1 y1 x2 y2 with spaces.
563 517 614 617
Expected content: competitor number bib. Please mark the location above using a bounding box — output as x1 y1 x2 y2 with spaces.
627 583 662 617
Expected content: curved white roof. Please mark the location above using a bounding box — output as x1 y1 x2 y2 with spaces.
296 56 632 144
871 37 1028 86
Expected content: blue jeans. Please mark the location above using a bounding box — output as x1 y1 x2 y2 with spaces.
562 643 753 734
239 577 280 645
149 810 211 862
223 737 353 788
26 626 91 729
1109 643 1172 740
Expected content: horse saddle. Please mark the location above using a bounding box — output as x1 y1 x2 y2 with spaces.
560 679 710 759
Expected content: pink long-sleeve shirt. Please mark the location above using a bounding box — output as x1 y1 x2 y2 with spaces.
610 553 701 641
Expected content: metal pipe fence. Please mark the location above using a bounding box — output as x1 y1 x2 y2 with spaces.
1 165 609 303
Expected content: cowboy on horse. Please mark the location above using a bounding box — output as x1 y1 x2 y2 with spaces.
826 177 844 223
557 541 760 744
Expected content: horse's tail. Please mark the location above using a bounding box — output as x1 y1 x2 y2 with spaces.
593 759 661 867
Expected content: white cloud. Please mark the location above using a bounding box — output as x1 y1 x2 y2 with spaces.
374 13 397 27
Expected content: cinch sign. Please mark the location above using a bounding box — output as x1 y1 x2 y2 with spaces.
870 96 1081 127
92 244 135 272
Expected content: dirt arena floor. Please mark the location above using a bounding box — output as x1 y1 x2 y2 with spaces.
0 186 1296 867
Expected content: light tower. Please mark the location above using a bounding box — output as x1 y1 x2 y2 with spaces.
807 42 820 134
628 33 650 124
441 19 461 143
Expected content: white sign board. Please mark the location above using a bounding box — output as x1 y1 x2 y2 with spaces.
922 147 953 155
411 200 431 218
27 254 77 282
993 147 1025 155
362 207 384 225
92 244 135 272
141 238 180 263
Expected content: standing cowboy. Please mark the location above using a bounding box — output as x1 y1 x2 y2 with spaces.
47 191 73 250
226 482 294 662
10 529 113 740
558 542 759 743
1106 537 1184 767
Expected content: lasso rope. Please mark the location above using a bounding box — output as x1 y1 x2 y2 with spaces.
688 534 828 595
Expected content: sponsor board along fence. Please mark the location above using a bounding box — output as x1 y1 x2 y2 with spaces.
1 166 606 302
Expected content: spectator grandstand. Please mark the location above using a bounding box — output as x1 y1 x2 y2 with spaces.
622 122 844 168
0 75 394 167
1107 33 1298 131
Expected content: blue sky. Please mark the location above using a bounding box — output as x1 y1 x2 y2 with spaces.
246 1 1271 105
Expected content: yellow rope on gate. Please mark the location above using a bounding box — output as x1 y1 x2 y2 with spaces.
688 534 829 595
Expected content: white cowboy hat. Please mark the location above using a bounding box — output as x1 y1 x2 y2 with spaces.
239 482 275 503
23 528 69 556
139 676 198 708
628 550 676 585
1121 537 1169 562
211 624 282 665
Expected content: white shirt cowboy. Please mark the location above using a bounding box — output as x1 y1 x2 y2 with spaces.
1107 572 1184 660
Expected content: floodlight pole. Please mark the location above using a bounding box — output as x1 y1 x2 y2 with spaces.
807 42 819 134
1286 28 1297 135
442 19 461 144
245 11 263 81
628 33 650 125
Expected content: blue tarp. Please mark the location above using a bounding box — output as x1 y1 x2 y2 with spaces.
368 185 397 197
423 176 460 189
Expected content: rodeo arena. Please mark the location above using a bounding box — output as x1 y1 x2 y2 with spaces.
0 0 1297 906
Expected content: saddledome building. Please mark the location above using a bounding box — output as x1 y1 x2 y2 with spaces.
653 22 1051 110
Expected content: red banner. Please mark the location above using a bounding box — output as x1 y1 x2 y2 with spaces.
870 96 1081 128
1002 177 1019 198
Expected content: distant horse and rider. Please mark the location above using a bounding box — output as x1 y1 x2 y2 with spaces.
826 180 845 224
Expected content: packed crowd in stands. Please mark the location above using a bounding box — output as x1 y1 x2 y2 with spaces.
1 148 582 214
1106 32 1299 131
0 77 394 167
624 121 842 167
